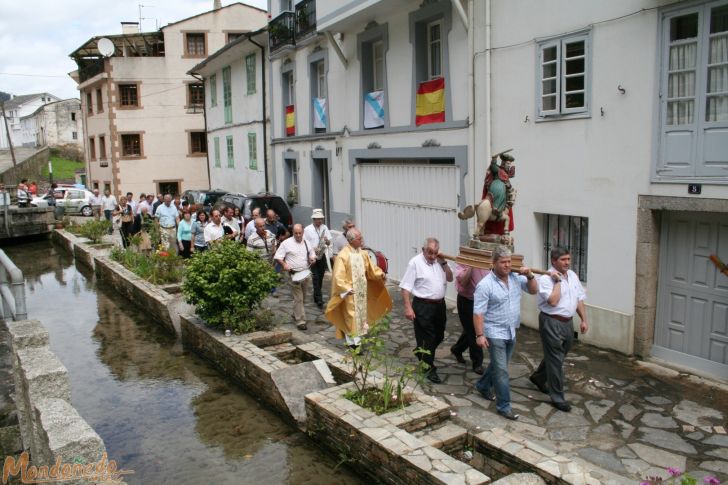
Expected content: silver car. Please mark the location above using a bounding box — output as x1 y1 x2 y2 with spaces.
62 188 95 217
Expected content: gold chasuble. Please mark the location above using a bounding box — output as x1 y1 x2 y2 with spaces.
325 245 392 339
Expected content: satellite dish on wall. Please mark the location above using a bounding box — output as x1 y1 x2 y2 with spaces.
97 38 115 57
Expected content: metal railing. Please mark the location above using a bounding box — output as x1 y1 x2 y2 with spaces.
295 0 317 41
0 250 27 321
269 11 296 52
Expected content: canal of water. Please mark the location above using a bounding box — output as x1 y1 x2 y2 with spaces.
5 240 362 485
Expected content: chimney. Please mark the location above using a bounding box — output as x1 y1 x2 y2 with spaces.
121 22 140 34
214 0 222 10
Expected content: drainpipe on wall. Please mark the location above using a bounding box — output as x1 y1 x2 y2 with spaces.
191 73 212 190
467 0 474 223
247 34 270 193
484 0 492 168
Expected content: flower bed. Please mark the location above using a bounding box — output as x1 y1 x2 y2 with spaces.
110 246 184 285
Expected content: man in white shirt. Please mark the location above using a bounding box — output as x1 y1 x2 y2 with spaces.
89 188 102 220
529 247 588 413
101 189 117 233
274 224 316 330
332 218 355 262
204 209 225 245
243 207 261 241
399 237 453 384
304 208 332 309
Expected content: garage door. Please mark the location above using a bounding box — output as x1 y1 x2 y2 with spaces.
358 163 460 299
653 211 728 378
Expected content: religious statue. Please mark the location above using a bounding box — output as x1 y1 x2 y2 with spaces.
458 150 516 245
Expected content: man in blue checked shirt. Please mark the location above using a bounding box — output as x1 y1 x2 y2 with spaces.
473 245 537 421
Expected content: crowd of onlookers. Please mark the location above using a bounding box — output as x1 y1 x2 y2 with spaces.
88 190 292 260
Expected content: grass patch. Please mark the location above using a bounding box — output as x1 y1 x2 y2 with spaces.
42 156 84 181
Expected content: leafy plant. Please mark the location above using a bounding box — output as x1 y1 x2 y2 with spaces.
110 246 184 284
182 240 278 332
343 316 430 415
73 219 112 243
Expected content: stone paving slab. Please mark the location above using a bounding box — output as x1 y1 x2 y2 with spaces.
267 277 728 483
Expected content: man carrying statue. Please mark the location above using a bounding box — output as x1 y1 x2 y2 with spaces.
325 228 392 348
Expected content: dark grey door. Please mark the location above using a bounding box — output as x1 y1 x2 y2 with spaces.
653 211 728 378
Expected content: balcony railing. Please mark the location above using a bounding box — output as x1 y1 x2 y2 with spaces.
269 11 295 52
77 57 105 83
295 0 316 41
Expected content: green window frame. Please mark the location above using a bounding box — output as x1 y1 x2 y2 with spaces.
213 137 220 167
209 74 217 107
226 135 234 168
222 66 232 124
248 132 257 170
245 54 256 94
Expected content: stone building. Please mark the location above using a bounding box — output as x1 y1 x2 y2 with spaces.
0 93 60 149
69 1 267 196
19 99 83 150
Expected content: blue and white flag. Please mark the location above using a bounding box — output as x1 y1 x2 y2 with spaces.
313 97 327 129
364 91 384 129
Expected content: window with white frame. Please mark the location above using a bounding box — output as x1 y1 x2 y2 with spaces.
656 2 728 179
538 31 590 117
543 214 589 283
315 61 326 98
427 20 443 79
372 40 385 91
223 66 232 124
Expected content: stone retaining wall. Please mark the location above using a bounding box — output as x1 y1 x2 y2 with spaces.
5 319 109 485
306 383 490 485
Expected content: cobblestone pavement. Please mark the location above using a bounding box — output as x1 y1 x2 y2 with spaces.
268 276 728 484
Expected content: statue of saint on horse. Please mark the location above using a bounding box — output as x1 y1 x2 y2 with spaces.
458 150 516 239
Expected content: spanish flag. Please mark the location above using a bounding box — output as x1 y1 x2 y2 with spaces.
415 77 445 125
285 105 295 136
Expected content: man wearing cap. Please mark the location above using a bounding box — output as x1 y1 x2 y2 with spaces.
400 237 453 384
529 247 588 413
326 228 391 347
274 224 317 330
304 209 332 309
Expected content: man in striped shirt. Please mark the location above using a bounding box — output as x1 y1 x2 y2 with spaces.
473 245 537 420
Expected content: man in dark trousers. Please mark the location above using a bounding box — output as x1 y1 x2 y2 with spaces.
400 237 453 384
529 247 588 413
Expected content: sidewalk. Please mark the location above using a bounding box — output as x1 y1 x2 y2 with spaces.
270 277 728 484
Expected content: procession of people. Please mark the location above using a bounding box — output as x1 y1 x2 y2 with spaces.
98 187 588 420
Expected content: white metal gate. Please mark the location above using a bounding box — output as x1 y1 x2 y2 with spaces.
358 163 459 298
653 211 728 378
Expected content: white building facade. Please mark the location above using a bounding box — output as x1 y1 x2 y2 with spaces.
0 93 60 149
19 99 82 149
268 0 473 295
483 0 728 378
190 30 269 194
70 2 267 197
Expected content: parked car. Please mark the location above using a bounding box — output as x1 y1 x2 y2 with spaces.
216 193 293 232
59 188 95 216
181 189 228 214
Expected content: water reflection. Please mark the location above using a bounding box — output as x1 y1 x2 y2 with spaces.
4 241 360 485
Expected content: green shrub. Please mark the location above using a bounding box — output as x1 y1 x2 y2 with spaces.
75 220 111 244
182 240 278 332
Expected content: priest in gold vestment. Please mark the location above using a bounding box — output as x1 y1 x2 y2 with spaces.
325 228 392 346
